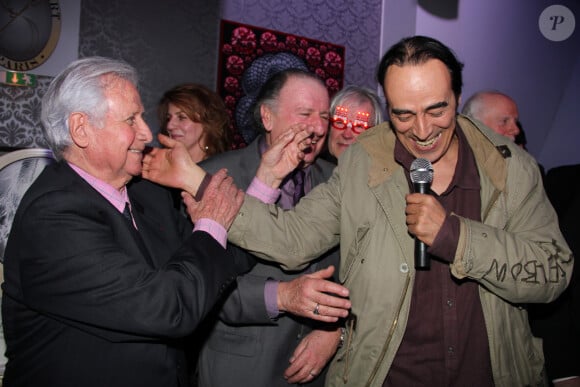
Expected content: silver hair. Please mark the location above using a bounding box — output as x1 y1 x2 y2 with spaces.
40 56 138 160
461 89 507 120
330 85 384 126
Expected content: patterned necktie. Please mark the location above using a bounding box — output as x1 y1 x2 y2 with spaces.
292 169 305 206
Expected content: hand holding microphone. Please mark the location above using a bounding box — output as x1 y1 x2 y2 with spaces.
409 158 434 270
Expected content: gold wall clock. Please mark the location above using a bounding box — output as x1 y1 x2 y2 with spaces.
0 0 61 71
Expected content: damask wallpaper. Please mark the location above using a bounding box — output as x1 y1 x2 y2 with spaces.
0 78 51 149
1 0 383 150
78 0 222 137
1 1 222 149
221 0 383 90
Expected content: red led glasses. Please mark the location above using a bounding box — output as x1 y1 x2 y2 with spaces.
331 106 371 134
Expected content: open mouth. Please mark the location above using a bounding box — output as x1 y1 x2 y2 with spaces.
303 135 322 154
415 132 441 148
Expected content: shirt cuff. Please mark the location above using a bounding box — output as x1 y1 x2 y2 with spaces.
264 279 280 319
247 177 280 204
194 218 227 249
428 213 460 262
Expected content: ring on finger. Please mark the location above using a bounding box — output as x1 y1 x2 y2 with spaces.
313 303 320 315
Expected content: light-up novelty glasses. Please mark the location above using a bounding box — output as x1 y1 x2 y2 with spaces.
330 106 371 134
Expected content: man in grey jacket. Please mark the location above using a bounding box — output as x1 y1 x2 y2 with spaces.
143 36 572 387
198 69 351 386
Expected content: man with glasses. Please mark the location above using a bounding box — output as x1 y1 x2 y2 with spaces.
326 85 384 162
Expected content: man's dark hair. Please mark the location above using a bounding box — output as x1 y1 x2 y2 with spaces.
376 36 464 102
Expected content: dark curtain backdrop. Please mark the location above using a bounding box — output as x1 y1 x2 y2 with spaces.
79 0 222 140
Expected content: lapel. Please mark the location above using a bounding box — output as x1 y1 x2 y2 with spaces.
457 115 507 222
59 163 159 268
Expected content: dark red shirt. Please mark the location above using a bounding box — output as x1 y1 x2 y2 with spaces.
383 125 494 387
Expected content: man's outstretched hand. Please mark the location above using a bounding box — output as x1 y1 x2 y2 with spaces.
142 134 206 195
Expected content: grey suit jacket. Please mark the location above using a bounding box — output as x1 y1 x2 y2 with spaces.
197 136 340 387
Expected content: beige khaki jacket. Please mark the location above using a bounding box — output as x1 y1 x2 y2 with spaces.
229 115 573 387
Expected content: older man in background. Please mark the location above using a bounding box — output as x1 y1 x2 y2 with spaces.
461 90 520 141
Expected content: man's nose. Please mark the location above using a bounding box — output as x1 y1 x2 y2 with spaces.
508 120 520 136
138 120 153 143
414 115 431 139
343 123 356 138
311 117 328 137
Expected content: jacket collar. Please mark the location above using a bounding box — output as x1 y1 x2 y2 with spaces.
357 114 509 192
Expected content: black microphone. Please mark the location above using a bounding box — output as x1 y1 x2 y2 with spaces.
409 158 434 270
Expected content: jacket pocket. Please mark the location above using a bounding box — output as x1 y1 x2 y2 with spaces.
340 224 371 285
206 325 259 357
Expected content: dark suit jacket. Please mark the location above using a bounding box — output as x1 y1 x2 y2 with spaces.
1 161 253 387
197 136 340 387
529 164 580 381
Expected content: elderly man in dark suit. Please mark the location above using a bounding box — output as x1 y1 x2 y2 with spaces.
1 56 253 387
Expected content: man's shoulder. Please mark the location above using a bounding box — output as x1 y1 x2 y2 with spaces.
200 142 259 174
354 122 396 159
200 141 261 189
21 161 82 202
200 149 242 169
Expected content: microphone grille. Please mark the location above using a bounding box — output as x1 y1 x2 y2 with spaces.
410 158 434 184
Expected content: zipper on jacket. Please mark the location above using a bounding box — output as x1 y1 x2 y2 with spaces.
341 314 357 383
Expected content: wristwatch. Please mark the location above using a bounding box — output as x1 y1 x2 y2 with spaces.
338 327 346 348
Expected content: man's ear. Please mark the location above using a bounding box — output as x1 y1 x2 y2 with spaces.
260 105 273 133
69 112 90 148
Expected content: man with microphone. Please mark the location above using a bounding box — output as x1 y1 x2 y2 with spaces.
143 36 572 387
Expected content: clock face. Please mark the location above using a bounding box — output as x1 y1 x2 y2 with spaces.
0 0 61 71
